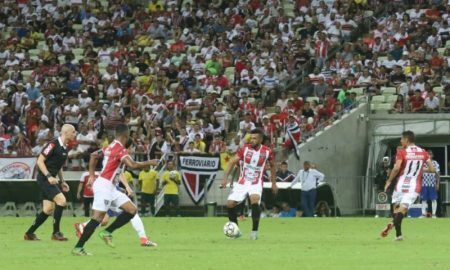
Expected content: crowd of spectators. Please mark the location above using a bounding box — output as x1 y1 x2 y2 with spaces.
0 0 447 166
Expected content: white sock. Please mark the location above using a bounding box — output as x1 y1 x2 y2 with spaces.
421 201 428 216
130 214 147 238
432 200 437 216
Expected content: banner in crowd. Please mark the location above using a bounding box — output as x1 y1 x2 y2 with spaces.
178 154 220 205
0 157 37 180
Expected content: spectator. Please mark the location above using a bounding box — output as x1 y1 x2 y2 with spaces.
279 202 297 218
409 89 425 112
139 167 159 217
424 91 440 112
162 160 181 217
291 161 325 217
315 201 331 217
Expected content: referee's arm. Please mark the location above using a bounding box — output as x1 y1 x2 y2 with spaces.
37 154 58 184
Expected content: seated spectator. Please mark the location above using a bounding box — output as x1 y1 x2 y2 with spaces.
315 201 331 217
424 91 440 112
279 202 297 217
409 90 425 113
193 134 206 153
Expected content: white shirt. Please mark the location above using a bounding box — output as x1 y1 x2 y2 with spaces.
424 96 440 109
291 169 325 191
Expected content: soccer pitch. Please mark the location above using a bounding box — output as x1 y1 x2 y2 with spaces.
1 217 449 270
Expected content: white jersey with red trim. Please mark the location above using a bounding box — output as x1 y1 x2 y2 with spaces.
395 145 430 194
99 140 130 182
236 144 274 185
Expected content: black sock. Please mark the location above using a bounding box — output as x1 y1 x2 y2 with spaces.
53 205 64 234
75 219 100 248
26 212 49 234
105 211 135 233
228 207 238 225
393 212 404 237
251 204 261 231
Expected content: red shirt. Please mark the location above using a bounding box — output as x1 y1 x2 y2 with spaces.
236 143 274 185
100 140 130 181
271 112 289 127
410 95 424 110
80 172 98 197
395 145 429 193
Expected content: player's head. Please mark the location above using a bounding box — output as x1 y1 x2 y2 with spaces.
400 130 415 147
427 149 433 159
115 124 130 141
281 161 288 171
249 129 264 148
61 124 77 141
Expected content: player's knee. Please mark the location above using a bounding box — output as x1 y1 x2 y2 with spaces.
128 205 137 215
226 201 236 209
43 206 54 215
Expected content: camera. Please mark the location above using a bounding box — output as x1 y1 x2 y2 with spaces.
382 156 390 163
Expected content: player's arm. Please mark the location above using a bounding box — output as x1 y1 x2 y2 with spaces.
384 159 403 192
36 154 58 184
425 159 436 174
220 156 240 188
122 156 159 170
314 169 325 184
119 172 134 196
88 150 101 186
76 178 84 200
289 169 301 188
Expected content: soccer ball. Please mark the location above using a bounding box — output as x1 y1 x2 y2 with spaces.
223 222 240 238
169 171 177 179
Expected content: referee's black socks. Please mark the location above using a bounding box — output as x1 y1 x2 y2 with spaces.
251 204 261 231
105 211 135 233
53 205 64 234
75 219 100 248
26 211 49 234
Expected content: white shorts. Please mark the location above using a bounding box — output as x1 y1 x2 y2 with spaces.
227 181 262 203
92 177 131 212
392 191 419 207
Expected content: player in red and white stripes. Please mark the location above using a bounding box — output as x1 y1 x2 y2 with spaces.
380 131 435 241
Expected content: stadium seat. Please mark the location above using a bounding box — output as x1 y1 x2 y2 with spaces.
371 95 386 104
28 49 41 56
433 86 443 95
170 82 179 92
381 87 397 95
18 202 37 217
373 103 392 112
437 47 446 56
446 40 450 48
188 46 200 52
72 24 83 31
98 62 108 69
386 95 398 106
225 67 235 76
306 96 320 104
221 90 230 97
350 87 364 96
266 106 276 113
72 48 84 56
22 70 33 82
0 202 18 217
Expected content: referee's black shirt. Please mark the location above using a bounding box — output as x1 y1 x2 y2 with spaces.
38 137 68 177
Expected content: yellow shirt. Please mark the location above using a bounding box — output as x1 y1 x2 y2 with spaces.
194 141 206 152
123 171 134 184
139 169 158 194
162 170 181 195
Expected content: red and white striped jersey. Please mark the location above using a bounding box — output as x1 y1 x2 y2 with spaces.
236 144 274 185
99 140 130 182
395 145 430 194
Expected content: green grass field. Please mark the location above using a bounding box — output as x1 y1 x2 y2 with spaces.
1 217 449 270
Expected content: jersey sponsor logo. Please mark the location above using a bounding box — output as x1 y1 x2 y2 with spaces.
43 143 55 156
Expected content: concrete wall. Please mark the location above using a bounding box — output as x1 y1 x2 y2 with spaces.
287 103 369 214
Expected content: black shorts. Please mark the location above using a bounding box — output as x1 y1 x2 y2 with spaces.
36 174 62 201
164 194 179 206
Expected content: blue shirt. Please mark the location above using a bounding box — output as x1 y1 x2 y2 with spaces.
26 87 41 101
279 208 297 217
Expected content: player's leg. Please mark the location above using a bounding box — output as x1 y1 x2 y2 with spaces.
420 187 429 217
164 194 171 216
52 192 68 240
249 194 262 240
140 193 149 216
73 209 106 255
99 193 137 247
83 197 92 217
381 192 401 237
392 193 418 240
129 213 158 247
25 200 54 240
431 200 437 218
149 194 156 216
430 186 438 218
226 183 247 225
300 190 310 217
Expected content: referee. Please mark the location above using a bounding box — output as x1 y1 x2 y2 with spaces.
24 124 76 241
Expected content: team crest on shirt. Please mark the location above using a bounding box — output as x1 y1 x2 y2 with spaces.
178 154 220 205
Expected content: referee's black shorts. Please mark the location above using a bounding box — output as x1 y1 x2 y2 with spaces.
36 174 62 201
